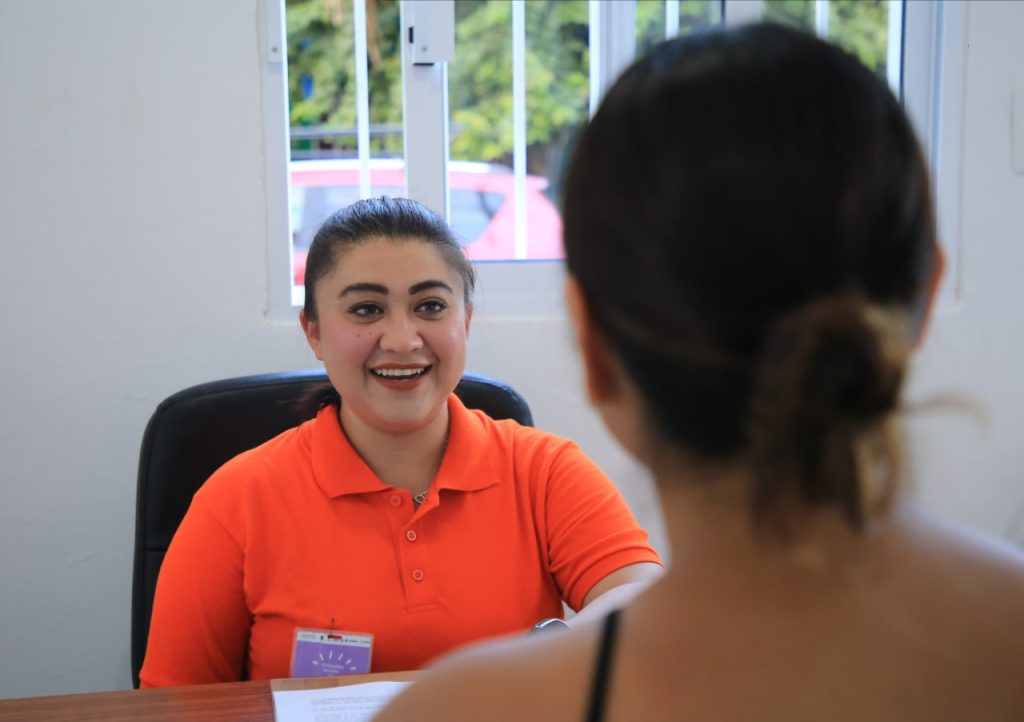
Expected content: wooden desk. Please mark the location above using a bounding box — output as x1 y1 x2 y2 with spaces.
0 672 419 721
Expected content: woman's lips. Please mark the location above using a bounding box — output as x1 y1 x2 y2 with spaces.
368 365 432 388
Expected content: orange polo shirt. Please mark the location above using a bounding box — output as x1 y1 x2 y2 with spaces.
140 395 660 687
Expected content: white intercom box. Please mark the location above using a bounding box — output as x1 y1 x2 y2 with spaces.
409 0 455 65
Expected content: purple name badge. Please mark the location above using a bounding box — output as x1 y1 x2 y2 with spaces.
290 628 374 678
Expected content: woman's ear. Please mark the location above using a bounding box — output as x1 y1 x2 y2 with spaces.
912 243 947 350
565 276 646 459
565 276 617 406
299 310 324 361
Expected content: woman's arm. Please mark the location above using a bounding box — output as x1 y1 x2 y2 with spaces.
138 501 250 687
571 561 663 625
539 438 664 614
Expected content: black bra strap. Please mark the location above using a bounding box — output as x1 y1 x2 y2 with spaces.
585 609 621 722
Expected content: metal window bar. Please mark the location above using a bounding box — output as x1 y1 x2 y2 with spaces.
814 0 829 38
723 0 762 26
589 0 637 117
886 0 904 93
666 0 681 38
399 0 450 220
512 0 528 261
353 0 372 199
589 0 603 117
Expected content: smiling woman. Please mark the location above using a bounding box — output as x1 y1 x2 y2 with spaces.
138 197 662 687
301 229 471 448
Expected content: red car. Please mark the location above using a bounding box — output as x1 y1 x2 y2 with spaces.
290 159 564 285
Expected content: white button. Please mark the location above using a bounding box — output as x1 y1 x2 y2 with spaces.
411 569 425 582
406 530 417 542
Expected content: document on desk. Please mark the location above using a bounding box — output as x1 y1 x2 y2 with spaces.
272 680 412 722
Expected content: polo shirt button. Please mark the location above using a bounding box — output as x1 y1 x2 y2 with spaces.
411 569 425 582
390 495 402 507
406 530 417 542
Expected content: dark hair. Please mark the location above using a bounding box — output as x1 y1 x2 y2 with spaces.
562 24 937 529
303 196 475 321
301 196 476 411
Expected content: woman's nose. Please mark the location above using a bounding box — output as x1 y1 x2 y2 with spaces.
378 315 424 353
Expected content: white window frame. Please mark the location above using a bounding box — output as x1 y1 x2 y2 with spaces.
262 0 293 322
261 0 965 321
901 0 966 303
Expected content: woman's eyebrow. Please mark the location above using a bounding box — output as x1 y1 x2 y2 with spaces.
339 282 388 297
409 280 454 295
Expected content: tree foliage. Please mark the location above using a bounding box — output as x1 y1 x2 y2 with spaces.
448 0 589 172
764 0 890 75
286 0 891 173
286 0 403 157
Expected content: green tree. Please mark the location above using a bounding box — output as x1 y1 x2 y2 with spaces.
286 0 403 158
764 0 890 76
286 0 892 171
286 0 595 176
452 0 723 176
448 0 590 175
828 0 890 76
636 0 721 56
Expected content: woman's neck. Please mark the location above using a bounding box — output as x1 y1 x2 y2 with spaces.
338 405 450 495
649 453 872 587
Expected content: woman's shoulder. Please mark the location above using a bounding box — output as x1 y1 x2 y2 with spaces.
887 508 1024 679
462 397 598 458
459 401 570 446
897 507 1024 581
456 402 588 467
375 623 600 722
894 508 1024 609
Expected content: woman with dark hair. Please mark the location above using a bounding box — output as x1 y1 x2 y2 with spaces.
376 24 1024 721
139 196 662 687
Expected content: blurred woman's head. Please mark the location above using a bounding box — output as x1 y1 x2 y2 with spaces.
562 23 940 529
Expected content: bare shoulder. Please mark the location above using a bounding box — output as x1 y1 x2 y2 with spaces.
374 625 598 722
898 507 1024 587
892 508 1024 659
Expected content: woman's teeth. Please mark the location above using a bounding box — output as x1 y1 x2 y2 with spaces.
371 367 427 378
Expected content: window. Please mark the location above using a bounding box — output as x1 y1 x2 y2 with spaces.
261 0 962 318
763 0 902 91
637 1 722 56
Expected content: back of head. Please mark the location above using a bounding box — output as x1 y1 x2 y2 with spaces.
563 24 937 529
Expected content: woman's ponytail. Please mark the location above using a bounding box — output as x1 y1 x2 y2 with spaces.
746 294 908 529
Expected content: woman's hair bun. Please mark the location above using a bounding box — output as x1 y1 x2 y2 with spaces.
747 293 908 527
752 293 907 426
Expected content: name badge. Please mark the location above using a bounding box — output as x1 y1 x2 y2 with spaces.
290 627 374 677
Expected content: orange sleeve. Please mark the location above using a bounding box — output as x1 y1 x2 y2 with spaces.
138 493 250 687
541 440 662 612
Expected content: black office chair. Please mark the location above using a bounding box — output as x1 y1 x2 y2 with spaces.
131 368 532 687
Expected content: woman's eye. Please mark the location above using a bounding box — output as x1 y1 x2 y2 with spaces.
416 299 448 315
349 303 384 318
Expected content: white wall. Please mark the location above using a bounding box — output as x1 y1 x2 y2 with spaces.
904 1 1024 540
0 0 1020 700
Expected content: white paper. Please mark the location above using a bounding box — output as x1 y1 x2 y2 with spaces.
272 680 412 722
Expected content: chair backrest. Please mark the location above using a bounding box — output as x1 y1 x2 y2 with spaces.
131 369 532 687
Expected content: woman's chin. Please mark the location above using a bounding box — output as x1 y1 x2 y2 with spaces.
365 402 449 437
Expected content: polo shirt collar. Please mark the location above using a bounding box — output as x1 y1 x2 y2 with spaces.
311 395 500 498
433 395 500 494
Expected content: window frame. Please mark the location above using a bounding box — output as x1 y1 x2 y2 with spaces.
901 0 966 303
261 0 964 321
